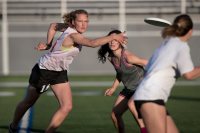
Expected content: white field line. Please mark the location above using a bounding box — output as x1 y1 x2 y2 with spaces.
0 81 200 88
47 90 102 96
0 91 15 96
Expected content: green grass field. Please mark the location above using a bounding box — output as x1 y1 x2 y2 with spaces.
0 75 200 133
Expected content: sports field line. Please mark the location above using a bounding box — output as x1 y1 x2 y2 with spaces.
0 81 200 88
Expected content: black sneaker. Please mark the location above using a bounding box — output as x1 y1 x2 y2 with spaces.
8 124 17 133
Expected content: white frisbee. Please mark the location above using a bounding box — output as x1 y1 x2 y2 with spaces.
144 17 171 27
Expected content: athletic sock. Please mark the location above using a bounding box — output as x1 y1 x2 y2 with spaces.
140 127 147 133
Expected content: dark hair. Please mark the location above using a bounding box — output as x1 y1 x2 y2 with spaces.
98 30 122 63
62 9 88 26
162 14 193 38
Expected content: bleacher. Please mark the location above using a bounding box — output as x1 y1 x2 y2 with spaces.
187 0 200 13
1 0 200 75
0 0 200 18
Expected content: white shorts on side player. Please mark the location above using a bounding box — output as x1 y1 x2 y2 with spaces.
133 68 176 103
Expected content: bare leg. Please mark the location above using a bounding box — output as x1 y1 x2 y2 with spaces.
140 102 167 133
10 85 40 129
128 99 146 132
111 95 128 133
45 82 72 133
167 116 179 133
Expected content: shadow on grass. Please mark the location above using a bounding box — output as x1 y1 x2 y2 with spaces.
0 125 64 133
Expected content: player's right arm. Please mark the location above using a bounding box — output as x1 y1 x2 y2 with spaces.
183 66 200 80
104 78 120 96
70 32 126 48
35 23 68 51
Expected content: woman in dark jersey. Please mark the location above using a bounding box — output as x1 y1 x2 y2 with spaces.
98 30 148 133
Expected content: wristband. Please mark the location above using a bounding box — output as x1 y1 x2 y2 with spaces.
45 44 52 50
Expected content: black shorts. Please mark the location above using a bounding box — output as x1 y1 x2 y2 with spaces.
29 64 68 93
119 88 135 99
134 100 169 119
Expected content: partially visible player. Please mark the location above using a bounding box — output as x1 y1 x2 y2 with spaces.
131 14 200 133
98 30 148 133
9 9 126 133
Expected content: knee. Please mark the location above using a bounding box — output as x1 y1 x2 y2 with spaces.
67 104 73 112
111 111 121 120
60 104 73 115
128 99 134 109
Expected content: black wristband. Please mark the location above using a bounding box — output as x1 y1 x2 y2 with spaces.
45 44 52 50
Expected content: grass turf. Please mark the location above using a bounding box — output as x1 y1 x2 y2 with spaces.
0 75 200 133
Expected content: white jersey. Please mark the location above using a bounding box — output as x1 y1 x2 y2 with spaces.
38 27 81 71
133 37 194 102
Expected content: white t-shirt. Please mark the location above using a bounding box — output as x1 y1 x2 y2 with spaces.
133 37 194 102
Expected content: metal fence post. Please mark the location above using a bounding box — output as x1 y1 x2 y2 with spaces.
181 0 187 13
2 0 9 75
119 0 126 32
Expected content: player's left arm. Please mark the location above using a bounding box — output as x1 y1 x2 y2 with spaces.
125 50 148 66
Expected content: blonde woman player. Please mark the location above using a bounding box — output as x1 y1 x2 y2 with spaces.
9 9 126 133
98 30 148 133
130 14 200 133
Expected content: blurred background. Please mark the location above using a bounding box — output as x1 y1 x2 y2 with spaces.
0 1 200 133
0 0 200 76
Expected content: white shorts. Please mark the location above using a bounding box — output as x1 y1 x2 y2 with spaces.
133 69 176 102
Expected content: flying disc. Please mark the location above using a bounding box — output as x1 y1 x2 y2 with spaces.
144 17 171 27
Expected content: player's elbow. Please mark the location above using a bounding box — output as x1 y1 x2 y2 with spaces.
50 23 57 30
